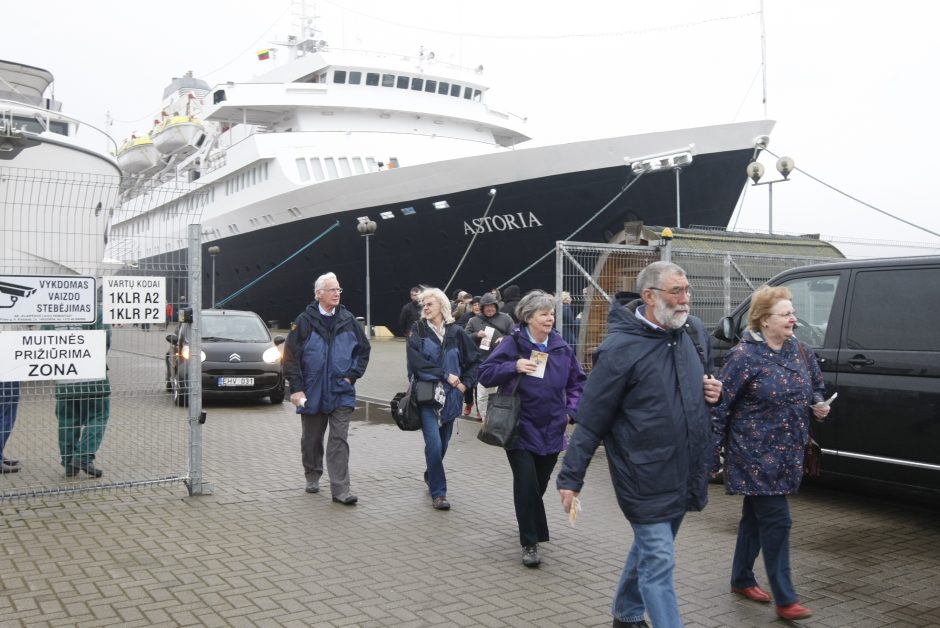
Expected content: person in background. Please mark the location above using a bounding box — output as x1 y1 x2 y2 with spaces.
406 287 479 510
283 272 371 506
478 290 585 567
458 296 483 416
557 261 722 628
398 286 423 337
465 293 514 419
500 285 522 322
0 382 20 474
561 290 578 347
711 285 829 622
456 296 480 329
452 291 472 320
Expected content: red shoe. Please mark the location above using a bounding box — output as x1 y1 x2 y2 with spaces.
463 404 473 416
776 602 812 620
731 585 772 603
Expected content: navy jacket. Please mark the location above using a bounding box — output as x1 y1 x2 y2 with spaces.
406 320 480 424
283 303 371 415
478 326 585 455
556 300 714 524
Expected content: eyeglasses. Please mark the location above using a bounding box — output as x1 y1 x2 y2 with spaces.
648 286 692 297
320 287 343 294
771 311 797 319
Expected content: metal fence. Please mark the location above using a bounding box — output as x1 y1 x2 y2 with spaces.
1 166 205 501
555 238 840 371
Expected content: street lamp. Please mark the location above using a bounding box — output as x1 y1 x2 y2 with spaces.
208 245 221 308
356 219 377 337
747 156 795 235
627 149 694 227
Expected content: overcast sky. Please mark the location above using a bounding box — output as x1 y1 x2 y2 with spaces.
7 0 939 255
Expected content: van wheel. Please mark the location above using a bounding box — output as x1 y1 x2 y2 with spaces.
269 384 285 404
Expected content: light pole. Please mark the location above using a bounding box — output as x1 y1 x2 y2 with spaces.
627 149 693 227
746 156 795 235
356 219 377 337
208 245 221 308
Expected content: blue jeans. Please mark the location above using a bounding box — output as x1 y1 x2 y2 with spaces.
1 381 20 462
420 405 454 499
613 514 685 627
731 495 797 605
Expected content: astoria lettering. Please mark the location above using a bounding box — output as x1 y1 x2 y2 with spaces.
463 212 543 235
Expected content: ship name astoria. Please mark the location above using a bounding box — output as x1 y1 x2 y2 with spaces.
463 212 543 236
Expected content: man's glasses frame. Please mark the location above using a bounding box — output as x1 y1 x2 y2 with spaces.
320 287 343 294
648 286 693 297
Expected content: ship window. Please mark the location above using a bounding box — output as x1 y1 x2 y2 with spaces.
401 207 416 216
289 207 303 218
324 158 338 179
380 211 394 219
251 169 256 185
349 71 361 85
264 214 275 224
318 73 327 83
450 84 461 97
366 73 380 86
411 78 423 91
263 162 269 179
296 158 310 182
334 70 347 84
438 81 449 95
473 89 482 102
382 74 395 87
352 157 364 174
396 76 409 89
338 158 351 177
310 158 325 181
424 80 437 93
366 157 377 171
49 120 69 136
463 86 472 99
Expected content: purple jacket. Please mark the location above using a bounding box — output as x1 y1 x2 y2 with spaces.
478 326 585 455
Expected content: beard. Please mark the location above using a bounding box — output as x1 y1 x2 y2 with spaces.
652 296 689 330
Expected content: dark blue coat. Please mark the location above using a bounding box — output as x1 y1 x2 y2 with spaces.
711 331 826 495
556 301 714 524
283 304 371 415
406 319 480 424
478 326 585 455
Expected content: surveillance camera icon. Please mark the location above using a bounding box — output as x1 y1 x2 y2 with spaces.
0 281 36 309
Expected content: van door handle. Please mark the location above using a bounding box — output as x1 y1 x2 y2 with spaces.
848 355 874 367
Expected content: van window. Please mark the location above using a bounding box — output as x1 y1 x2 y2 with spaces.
738 274 839 348
846 268 940 351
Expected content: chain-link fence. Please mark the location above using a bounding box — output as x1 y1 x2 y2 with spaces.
1 165 204 500
555 237 842 371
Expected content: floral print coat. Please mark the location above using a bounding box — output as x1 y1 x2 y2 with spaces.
711 331 826 495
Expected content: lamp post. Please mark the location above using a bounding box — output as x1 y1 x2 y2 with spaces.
746 156 795 235
627 149 693 227
356 219 377 337
208 245 221 308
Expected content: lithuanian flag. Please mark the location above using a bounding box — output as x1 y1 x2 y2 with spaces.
257 49 271 61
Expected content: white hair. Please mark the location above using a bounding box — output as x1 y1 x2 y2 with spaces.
314 272 338 292
419 287 455 324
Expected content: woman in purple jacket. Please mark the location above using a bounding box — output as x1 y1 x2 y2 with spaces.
479 290 586 567
712 285 830 621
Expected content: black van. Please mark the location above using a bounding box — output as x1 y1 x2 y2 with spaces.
711 255 940 495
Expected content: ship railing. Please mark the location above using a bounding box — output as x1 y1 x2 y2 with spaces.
0 100 118 156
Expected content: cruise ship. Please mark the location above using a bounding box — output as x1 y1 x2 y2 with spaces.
106 20 774 332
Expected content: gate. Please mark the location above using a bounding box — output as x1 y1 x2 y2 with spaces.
1 166 208 501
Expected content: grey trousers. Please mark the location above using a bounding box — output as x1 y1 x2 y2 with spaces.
301 406 352 496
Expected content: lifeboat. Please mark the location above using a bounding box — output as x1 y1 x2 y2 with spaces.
151 115 204 155
116 136 160 174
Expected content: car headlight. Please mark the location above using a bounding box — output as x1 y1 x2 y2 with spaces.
180 345 207 362
262 346 282 364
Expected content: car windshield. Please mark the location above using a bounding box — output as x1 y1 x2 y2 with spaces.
202 315 270 342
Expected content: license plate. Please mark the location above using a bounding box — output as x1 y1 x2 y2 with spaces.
218 377 254 387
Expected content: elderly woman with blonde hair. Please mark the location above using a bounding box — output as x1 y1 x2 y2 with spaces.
406 287 480 510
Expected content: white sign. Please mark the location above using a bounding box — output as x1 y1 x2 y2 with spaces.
0 275 97 324
0 330 107 382
102 276 165 324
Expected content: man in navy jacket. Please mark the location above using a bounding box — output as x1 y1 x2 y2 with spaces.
557 261 722 628
283 272 371 505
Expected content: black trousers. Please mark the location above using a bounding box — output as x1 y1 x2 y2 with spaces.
506 448 559 546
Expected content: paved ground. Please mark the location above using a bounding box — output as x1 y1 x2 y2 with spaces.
1 336 939 627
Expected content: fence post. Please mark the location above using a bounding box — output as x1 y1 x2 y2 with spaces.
186 224 212 496
723 254 732 315
555 241 564 333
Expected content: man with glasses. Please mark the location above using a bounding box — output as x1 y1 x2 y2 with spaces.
283 272 371 505
557 261 722 628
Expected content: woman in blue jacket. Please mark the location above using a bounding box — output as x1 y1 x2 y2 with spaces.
712 285 830 621
406 287 480 511
479 290 586 567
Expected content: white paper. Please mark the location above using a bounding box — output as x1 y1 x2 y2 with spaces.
480 326 495 351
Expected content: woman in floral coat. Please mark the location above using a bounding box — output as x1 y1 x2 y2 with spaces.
712 285 830 622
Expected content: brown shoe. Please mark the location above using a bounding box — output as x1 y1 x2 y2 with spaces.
776 602 812 620
732 585 772 603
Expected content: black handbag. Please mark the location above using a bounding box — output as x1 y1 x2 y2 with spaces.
414 380 444 407
389 386 422 431
477 376 522 448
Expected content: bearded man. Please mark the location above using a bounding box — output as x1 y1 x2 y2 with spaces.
556 261 722 628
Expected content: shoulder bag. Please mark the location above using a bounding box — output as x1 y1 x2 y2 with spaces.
477 370 522 449
797 341 822 477
389 384 422 431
